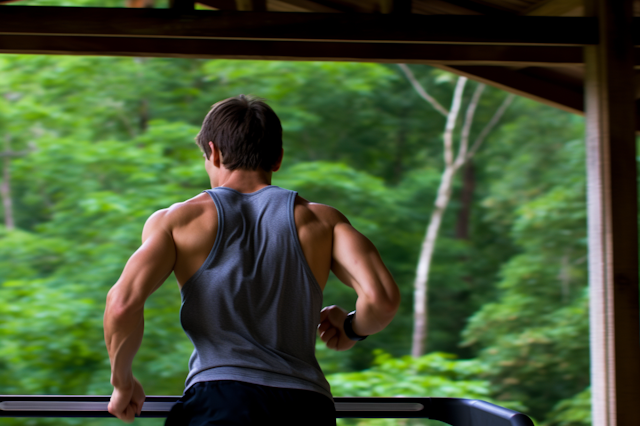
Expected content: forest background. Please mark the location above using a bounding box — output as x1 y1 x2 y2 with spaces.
0 46 590 426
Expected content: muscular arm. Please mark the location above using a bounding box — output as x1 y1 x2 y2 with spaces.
331 221 400 336
103 210 176 388
318 208 400 350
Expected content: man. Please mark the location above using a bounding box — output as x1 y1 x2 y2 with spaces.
103 95 400 425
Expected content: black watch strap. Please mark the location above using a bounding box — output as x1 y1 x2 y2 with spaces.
343 311 368 341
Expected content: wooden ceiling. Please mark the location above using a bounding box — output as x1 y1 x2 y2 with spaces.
265 0 584 15
0 0 638 120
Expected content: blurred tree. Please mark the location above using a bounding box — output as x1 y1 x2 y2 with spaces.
397 64 514 357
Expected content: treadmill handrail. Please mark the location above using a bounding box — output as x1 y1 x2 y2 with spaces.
0 395 534 425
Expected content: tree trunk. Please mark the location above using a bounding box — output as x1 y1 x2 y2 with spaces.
400 66 513 358
127 1 153 133
1 136 15 231
455 160 475 240
411 165 457 357
410 76 467 358
134 57 149 134
139 98 149 132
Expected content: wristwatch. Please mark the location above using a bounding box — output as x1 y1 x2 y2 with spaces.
343 311 368 341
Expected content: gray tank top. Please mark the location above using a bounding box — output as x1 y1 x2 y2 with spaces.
179 185 332 401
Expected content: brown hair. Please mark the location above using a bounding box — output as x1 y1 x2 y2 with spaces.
195 95 283 172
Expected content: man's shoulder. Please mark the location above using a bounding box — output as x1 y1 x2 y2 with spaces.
294 194 349 227
146 192 214 230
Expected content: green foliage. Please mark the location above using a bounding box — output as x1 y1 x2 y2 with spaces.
463 123 589 421
0 119 204 400
329 350 493 400
544 388 591 426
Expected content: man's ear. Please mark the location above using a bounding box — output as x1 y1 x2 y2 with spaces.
272 148 284 172
209 141 221 168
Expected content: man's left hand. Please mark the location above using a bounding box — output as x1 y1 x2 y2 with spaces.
108 377 146 423
318 305 357 351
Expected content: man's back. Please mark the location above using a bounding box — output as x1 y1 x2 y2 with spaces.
124 181 399 358
175 185 331 400
160 186 335 292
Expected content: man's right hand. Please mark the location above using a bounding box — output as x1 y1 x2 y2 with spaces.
318 305 357 351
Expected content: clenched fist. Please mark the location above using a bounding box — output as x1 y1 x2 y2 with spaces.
108 376 146 423
318 305 357 351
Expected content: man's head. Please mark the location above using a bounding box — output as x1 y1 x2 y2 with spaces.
196 95 283 172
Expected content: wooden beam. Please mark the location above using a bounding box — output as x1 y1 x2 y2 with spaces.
0 6 599 46
427 56 640 131
169 0 195 10
0 35 585 67
524 0 583 16
307 0 377 13
269 0 342 13
195 0 236 10
235 0 266 11
410 0 483 15
380 0 411 14
435 0 511 15
584 0 640 425
434 65 584 114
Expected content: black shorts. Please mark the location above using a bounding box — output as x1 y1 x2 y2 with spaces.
165 381 336 426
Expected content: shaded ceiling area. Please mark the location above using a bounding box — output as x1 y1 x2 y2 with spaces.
0 0 639 122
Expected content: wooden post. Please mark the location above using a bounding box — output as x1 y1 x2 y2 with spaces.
584 0 640 425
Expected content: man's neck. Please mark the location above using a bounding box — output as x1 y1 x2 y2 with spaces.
215 168 273 194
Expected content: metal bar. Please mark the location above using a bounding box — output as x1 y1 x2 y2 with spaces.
0 395 534 425
0 398 423 413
